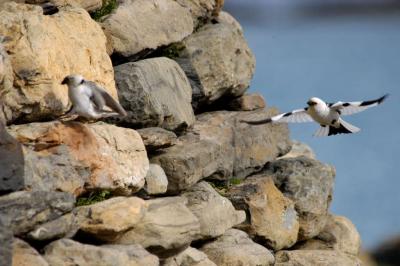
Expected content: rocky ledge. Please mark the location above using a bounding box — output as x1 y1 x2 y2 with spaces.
1 1 362 265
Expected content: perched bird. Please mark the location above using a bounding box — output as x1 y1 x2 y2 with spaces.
241 94 388 137
61 74 127 120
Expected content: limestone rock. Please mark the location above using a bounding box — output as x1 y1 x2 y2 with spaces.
174 0 224 26
182 182 246 239
227 175 299 250
200 229 275 266
163 247 217 266
137 127 177 151
114 57 195 131
144 164 169 195
12 238 49 266
175 12 255 108
228 93 266 111
0 3 116 123
151 109 291 193
0 191 74 235
79 197 146 241
114 197 201 258
0 216 12 266
279 140 316 160
274 250 361 266
102 0 193 58
263 157 335 240
44 239 159 266
0 0 102 12
8 121 148 195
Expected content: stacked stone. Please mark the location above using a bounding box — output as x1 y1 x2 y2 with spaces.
0 1 361 265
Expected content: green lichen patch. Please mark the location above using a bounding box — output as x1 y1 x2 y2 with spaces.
76 190 112 206
90 0 118 22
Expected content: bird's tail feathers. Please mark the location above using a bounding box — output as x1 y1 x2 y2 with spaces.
313 126 330 137
313 119 360 137
338 119 360 134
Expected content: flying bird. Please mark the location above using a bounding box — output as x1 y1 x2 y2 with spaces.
240 94 388 137
61 74 127 120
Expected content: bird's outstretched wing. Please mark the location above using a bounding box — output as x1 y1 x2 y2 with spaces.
241 108 313 125
329 94 388 116
86 81 127 117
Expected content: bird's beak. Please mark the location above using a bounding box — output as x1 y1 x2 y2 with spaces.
61 77 68 85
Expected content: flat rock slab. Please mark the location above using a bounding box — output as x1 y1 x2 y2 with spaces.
8 121 149 195
0 191 74 235
114 57 195 131
263 157 336 240
200 229 275 266
228 93 266 111
0 3 116 123
102 0 193 58
137 127 177 151
151 109 291 194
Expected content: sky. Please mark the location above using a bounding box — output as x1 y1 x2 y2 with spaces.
225 0 400 249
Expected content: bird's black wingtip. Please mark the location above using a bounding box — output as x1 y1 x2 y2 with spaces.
378 93 389 104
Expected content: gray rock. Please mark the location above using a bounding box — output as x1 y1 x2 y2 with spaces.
44 239 159 266
200 229 275 266
8 121 148 196
12 238 49 266
227 175 299 250
137 127 177 151
145 164 169 195
174 12 255 108
102 0 193 58
151 109 291 193
163 247 217 266
114 197 201 258
0 216 12 266
0 191 74 235
274 250 361 266
114 57 195 131
228 93 266 111
263 157 336 240
174 0 224 26
278 140 316 160
182 182 245 239
0 120 24 194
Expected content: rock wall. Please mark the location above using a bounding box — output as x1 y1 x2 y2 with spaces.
0 1 362 265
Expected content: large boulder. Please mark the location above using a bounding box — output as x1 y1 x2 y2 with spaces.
200 229 275 266
113 197 201 258
263 156 335 240
44 239 159 266
227 175 299 250
144 164 169 195
163 247 217 266
137 127 177 152
0 3 116 123
0 191 74 235
8 121 148 195
174 0 224 26
0 0 102 12
114 57 195 131
151 109 291 193
182 182 246 239
102 0 193 59
174 11 255 108
274 250 361 266
12 238 49 266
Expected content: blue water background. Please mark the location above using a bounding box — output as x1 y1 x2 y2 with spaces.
225 0 400 249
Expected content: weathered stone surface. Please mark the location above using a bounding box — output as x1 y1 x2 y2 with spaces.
174 0 224 26
263 157 335 240
182 182 245 239
0 3 116 123
79 197 146 241
44 239 159 266
227 175 299 250
274 250 361 266
0 216 12 266
200 229 275 266
8 121 148 195
114 197 201 258
102 0 193 58
279 140 316 160
175 12 255 108
0 120 24 194
151 109 291 193
0 191 74 235
163 247 217 266
144 164 169 195
12 238 49 266
228 93 266 111
114 57 195 131
137 127 177 151
0 0 102 12
296 215 361 256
